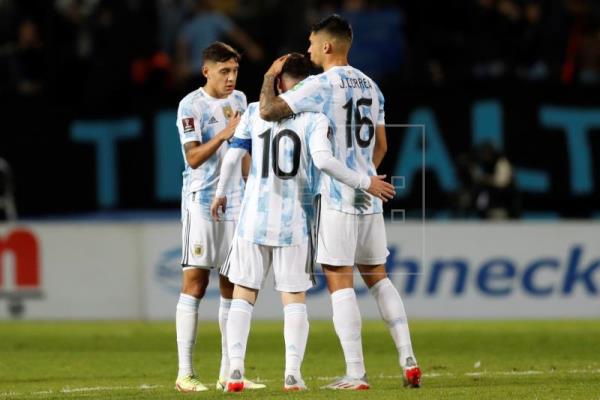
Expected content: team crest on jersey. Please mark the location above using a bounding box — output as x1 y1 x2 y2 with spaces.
193 243 203 257
222 104 234 119
182 118 195 133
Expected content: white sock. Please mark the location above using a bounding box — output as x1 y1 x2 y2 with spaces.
283 303 309 378
218 297 232 379
226 299 254 378
176 293 200 377
331 288 365 379
370 278 416 368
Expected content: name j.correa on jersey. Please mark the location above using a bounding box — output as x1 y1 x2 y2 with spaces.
339 77 372 89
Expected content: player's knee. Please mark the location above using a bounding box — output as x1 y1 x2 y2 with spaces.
359 266 387 288
182 278 209 299
364 274 386 289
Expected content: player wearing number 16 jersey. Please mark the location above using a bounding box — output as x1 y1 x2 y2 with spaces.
259 15 421 390
211 53 395 392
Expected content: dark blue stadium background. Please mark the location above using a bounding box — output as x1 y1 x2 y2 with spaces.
1 0 599 219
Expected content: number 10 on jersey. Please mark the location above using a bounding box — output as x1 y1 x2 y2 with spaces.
258 128 301 180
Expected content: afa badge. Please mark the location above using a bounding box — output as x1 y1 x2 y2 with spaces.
222 104 234 119
193 243 204 257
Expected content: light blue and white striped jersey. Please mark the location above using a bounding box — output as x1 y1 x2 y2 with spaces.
280 66 386 215
230 102 331 246
176 88 247 221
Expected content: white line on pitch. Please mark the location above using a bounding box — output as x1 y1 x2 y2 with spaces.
2 370 600 397
0 384 163 397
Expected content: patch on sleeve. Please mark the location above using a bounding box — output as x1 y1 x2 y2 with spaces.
182 118 195 133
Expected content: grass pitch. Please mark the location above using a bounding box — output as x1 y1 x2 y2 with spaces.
0 320 599 399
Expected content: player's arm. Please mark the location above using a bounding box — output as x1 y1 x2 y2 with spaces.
373 125 387 169
310 117 395 201
184 112 241 168
241 153 251 181
211 146 248 221
373 84 387 169
259 55 294 121
312 150 395 202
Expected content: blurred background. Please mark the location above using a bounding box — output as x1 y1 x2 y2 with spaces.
0 0 598 321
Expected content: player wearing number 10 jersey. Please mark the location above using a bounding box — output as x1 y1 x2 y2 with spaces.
211 54 394 392
259 15 421 390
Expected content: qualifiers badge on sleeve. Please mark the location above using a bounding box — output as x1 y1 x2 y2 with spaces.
182 117 195 133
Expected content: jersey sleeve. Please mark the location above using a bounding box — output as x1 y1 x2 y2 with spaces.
279 75 331 114
215 147 246 197
239 92 248 110
232 104 253 141
375 83 385 126
307 113 333 155
176 99 203 145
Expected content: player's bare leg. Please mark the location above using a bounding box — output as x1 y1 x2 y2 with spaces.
281 292 309 391
225 284 259 392
358 264 421 388
175 268 210 392
322 265 370 390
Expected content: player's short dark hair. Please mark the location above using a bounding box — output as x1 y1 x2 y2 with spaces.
202 42 241 64
310 14 352 42
281 53 311 80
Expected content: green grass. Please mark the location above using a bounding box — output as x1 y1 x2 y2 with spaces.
1 320 599 399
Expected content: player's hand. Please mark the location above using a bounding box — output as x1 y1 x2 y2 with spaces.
265 54 290 76
210 196 228 221
219 112 241 142
366 175 396 202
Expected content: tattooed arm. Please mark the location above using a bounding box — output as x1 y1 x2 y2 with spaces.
259 55 294 121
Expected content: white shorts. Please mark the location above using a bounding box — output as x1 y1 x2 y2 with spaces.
181 199 235 270
221 235 314 292
316 206 389 266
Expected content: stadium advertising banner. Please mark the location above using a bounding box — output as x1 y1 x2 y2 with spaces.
0 222 598 320
2 87 600 218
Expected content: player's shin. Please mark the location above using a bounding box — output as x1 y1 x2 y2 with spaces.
331 288 366 379
176 293 201 377
226 299 254 379
283 303 309 379
218 297 232 379
370 278 416 367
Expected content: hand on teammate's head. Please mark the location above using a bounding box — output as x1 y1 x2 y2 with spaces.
266 54 291 76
